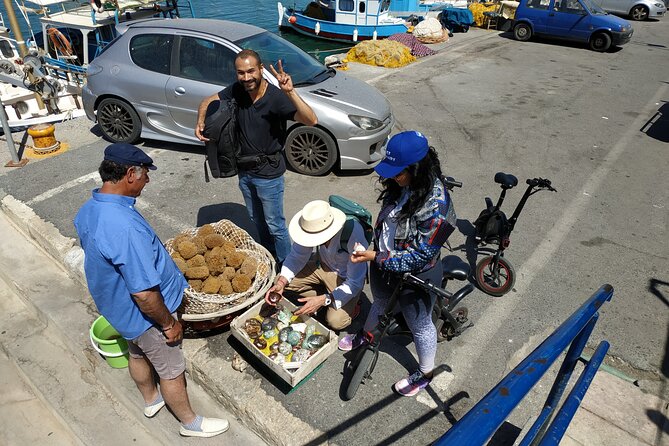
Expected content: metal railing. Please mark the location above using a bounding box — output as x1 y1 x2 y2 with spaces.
435 284 614 446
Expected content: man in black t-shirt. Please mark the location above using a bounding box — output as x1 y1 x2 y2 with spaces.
195 50 317 264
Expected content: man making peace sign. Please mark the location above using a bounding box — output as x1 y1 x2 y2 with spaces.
196 49 317 266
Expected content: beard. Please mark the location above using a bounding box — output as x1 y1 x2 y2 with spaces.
242 77 261 92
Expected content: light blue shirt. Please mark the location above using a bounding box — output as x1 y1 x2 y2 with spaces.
74 189 187 340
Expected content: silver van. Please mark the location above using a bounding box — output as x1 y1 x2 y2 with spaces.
593 0 666 20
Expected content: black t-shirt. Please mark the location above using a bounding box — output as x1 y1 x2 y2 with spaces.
219 82 297 179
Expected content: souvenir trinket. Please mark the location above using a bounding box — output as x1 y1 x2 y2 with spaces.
292 349 311 362
302 325 316 348
287 330 302 346
261 317 278 332
277 307 293 325
291 322 306 333
306 334 328 350
269 352 278 361
244 319 262 338
279 327 293 342
278 342 292 356
273 354 285 365
267 291 282 304
263 328 277 339
253 338 267 349
270 342 280 353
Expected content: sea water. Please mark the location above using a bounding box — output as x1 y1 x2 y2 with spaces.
0 0 350 61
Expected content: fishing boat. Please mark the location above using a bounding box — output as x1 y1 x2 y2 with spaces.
277 0 410 43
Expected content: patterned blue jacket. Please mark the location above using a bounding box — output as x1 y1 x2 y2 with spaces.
374 178 456 273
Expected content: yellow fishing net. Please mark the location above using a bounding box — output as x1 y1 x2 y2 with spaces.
346 40 416 68
469 3 500 27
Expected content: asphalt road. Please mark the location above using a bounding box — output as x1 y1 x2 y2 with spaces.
1 20 667 446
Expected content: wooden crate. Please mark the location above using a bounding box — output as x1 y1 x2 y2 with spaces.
230 299 338 387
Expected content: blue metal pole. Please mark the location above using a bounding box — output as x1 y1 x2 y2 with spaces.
434 285 613 446
538 341 610 446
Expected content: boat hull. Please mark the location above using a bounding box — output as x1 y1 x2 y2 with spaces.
281 9 408 43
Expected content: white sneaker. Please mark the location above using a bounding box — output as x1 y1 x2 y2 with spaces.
143 399 165 418
180 417 230 438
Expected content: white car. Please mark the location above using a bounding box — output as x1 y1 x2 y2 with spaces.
593 0 666 20
82 18 394 176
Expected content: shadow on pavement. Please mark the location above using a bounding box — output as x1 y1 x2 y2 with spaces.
646 409 669 435
641 101 669 143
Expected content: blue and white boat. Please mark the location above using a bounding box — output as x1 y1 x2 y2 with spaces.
277 0 410 43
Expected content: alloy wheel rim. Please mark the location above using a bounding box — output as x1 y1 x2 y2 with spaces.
288 132 330 173
99 103 133 140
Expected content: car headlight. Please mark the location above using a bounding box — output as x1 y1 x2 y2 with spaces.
654 2 664 7
620 25 629 32
349 115 384 131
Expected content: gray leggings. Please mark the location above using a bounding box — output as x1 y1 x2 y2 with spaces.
364 262 442 374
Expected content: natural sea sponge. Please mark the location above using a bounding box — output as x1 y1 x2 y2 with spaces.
239 257 258 278
222 267 236 281
204 246 221 264
201 276 221 294
219 279 233 295
172 233 191 248
170 251 184 261
204 233 226 249
192 236 207 255
197 224 215 237
188 279 203 292
186 254 206 268
221 241 236 255
185 265 209 280
232 273 252 293
226 251 247 269
206 251 227 275
177 241 198 260
173 257 188 273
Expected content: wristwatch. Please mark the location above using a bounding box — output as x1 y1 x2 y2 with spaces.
324 293 332 307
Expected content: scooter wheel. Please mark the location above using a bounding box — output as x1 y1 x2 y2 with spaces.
475 256 515 297
435 319 447 343
343 348 376 401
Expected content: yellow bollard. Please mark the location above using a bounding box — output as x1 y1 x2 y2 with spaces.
27 123 61 155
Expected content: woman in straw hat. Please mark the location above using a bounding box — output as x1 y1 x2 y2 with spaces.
340 130 457 397
264 200 367 330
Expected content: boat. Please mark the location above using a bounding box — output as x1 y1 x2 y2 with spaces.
277 0 410 43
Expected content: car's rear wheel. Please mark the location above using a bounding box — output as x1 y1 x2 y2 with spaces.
513 23 532 42
97 97 142 144
630 4 649 20
589 32 612 52
284 126 337 176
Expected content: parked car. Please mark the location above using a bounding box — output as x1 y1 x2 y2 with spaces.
593 0 666 20
513 0 633 51
82 19 394 176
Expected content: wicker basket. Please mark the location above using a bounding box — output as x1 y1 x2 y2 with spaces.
165 220 276 320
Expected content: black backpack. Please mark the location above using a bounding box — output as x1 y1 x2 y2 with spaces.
202 98 240 181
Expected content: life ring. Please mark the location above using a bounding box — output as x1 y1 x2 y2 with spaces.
47 28 74 57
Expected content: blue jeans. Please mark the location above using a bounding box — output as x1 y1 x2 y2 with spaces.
238 172 291 263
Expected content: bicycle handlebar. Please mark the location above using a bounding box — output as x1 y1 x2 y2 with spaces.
402 272 453 300
526 177 557 192
443 176 462 190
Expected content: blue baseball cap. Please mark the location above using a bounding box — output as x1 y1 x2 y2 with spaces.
374 130 429 179
103 143 157 170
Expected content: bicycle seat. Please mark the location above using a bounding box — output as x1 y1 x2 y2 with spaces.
442 255 470 281
494 172 518 189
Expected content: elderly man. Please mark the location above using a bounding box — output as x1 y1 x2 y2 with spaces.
74 143 228 438
265 200 367 330
195 49 317 266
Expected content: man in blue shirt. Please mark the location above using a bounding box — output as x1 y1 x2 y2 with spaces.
74 143 228 438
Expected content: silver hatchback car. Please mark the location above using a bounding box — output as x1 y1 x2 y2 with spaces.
593 0 666 19
82 19 394 175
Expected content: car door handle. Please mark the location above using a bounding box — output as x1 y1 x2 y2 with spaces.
174 86 186 95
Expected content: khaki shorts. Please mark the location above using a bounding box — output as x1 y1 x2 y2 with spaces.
127 317 185 380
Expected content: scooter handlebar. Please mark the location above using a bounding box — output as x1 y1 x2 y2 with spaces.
527 177 557 192
443 176 462 190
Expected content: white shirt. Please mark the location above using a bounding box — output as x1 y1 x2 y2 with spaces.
379 188 410 253
280 221 368 309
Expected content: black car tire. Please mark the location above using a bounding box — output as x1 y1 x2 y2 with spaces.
97 97 142 144
630 4 649 20
285 126 338 176
513 23 532 42
589 32 612 52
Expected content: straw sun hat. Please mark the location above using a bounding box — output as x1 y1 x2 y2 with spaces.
289 200 347 247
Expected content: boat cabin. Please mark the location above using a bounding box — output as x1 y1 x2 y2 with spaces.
303 0 396 26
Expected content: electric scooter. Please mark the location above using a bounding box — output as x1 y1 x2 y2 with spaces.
473 172 556 296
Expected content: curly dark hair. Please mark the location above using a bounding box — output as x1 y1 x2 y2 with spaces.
99 160 131 183
377 146 444 221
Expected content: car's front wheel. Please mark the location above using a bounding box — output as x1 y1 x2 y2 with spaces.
97 97 142 144
630 4 649 20
513 23 532 41
589 32 612 52
284 126 338 176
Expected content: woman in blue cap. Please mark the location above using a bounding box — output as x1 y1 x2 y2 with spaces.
339 130 457 397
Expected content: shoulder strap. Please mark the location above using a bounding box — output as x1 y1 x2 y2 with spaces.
339 219 355 252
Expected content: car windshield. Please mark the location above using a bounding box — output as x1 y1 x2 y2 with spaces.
234 31 332 86
580 0 606 14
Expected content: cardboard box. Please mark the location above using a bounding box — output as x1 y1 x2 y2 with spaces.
230 299 339 387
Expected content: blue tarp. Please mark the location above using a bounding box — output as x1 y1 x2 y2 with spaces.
438 7 474 33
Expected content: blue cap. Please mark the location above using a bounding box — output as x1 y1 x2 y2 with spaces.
374 130 429 179
103 143 157 170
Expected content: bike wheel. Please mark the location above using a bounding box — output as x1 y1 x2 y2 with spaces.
344 348 376 401
475 256 516 297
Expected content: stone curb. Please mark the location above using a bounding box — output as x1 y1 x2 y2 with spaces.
0 193 330 446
